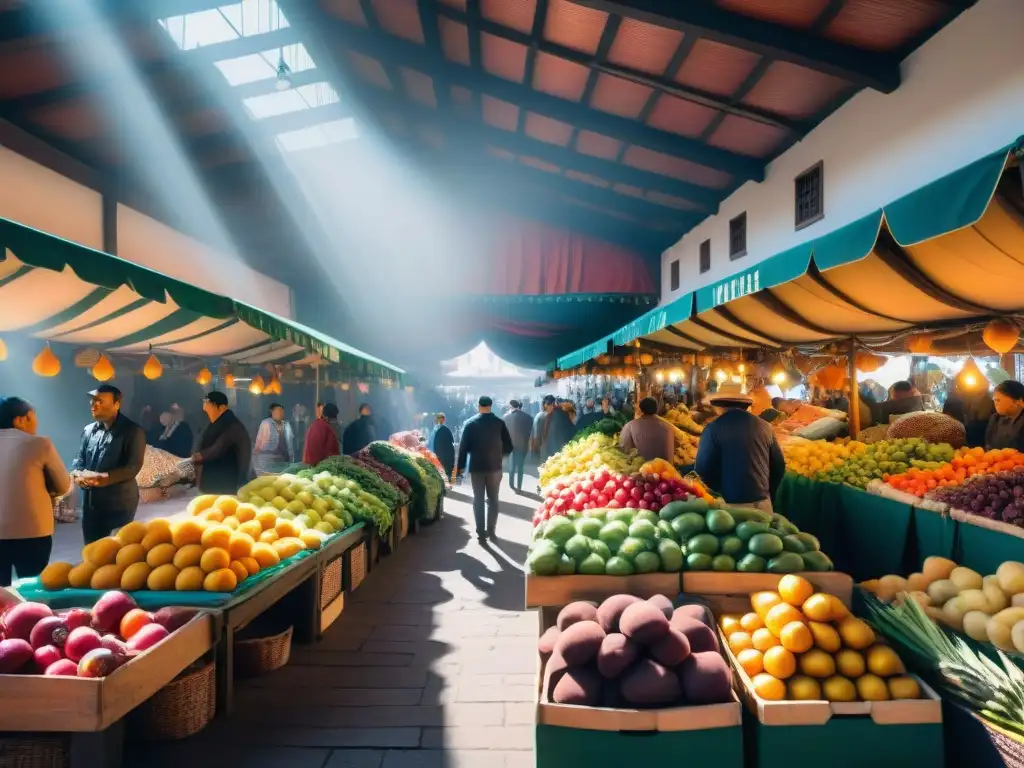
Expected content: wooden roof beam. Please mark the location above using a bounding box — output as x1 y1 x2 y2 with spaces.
570 0 901 93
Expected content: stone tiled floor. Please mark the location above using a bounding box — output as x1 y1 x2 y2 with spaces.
125 473 540 768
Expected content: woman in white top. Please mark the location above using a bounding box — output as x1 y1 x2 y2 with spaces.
0 397 70 586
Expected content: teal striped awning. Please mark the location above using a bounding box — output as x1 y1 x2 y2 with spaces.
0 218 404 377
553 135 1024 365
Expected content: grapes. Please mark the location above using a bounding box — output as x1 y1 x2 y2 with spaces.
930 469 1024 525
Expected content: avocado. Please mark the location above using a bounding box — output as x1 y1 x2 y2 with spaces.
767 552 805 574
687 533 720 556
658 500 689 521
634 551 660 574
747 532 784 558
705 508 735 535
629 519 658 541
686 553 714 571
801 551 834 572
605 556 635 576
711 554 736 572
793 532 821 552
720 535 744 557
678 497 710 513
736 521 770 542
557 554 576 575
770 514 799 536
782 534 808 554
726 507 772 524
737 554 767 573
671 512 706 541
657 539 684 572
578 553 607 575
656 520 677 542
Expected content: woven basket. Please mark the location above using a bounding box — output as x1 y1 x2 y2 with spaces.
234 625 292 678
981 718 1024 768
0 736 68 768
321 556 343 609
130 660 215 741
348 541 367 592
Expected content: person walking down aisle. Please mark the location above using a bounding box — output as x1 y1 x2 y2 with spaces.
343 403 376 455
430 414 455 482
695 388 786 512
153 407 193 458
304 403 341 466
456 397 513 544
0 397 71 587
504 400 532 492
252 402 295 475
70 385 146 545
619 397 675 462
191 391 251 495
986 380 1024 451
532 394 575 463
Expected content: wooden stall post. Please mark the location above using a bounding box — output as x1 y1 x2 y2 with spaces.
847 339 860 437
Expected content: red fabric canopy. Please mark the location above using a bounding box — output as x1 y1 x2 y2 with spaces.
466 217 656 296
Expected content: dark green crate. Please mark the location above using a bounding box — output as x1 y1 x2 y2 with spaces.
536 722 743 768
743 710 943 768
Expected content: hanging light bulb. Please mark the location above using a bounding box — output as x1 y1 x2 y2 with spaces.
224 373 235 389
275 55 292 90
92 354 115 382
714 369 728 383
249 375 265 395
655 371 665 383
669 369 681 383
771 367 788 386
957 357 985 390
341 382 350 391
143 353 163 380
0 337 6 362
32 344 61 377
737 363 746 374
196 367 212 386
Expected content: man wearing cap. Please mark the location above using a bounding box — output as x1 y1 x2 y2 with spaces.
70 385 147 544
191 391 252 495
503 400 532 492
695 386 786 512
457 396 514 543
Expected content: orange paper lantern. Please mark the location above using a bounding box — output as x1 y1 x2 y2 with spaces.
142 354 163 380
983 318 1020 354
249 375 265 395
195 367 212 386
32 345 61 377
906 334 934 354
92 355 115 382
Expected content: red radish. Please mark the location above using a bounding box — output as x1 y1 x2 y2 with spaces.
29 616 65 650
77 648 121 678
64 627 102 662
33 645 63 671
62 609 92 631
127 624 169 652
581 481 594 493
45 658 78 676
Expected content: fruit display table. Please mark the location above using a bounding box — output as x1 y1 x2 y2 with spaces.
0 611 215 768
211 523 366 716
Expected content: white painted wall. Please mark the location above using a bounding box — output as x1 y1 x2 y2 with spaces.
117 205 293 319
660 0 1024 303
0 146 103 249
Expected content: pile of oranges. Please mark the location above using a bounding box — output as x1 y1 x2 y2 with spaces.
719 575 921 702
886 447 1024 498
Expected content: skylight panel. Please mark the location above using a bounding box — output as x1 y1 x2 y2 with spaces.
276 118 359 152
214 44 317 86
160 0 289 52
243 82 339 119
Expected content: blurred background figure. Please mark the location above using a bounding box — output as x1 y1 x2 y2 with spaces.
431 413 455 481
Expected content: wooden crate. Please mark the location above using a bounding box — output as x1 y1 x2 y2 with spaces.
683 572 854 606
320 554 345 634
0 612 214 732
707 580 944 768
534 605 743 768
525 573 682 609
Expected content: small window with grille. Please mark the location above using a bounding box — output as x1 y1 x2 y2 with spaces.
670 259 680 291
795 161 824 229
699 239 711 274
729 213 746 260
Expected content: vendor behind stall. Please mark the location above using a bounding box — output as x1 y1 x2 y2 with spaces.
872 380 925 426
619 397 674 462
695 387 786 513
986 380 1024 451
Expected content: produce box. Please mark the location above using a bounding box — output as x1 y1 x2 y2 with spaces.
683 572 854 606
708 585 944 768
0 611 214 732
526 573 682 608
535 605 743 768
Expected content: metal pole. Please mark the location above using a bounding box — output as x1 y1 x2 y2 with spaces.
847 339 860 437
315 360 321 407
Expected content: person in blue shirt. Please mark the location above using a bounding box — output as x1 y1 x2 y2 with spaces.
695 390 785 512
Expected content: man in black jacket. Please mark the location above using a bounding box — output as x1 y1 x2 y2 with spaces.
191 391 252 495
71 385 146 544
457 396 514 543
342 403 376 455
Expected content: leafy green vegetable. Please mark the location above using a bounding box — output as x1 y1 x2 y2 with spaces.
568 412 631 446
314 455 407 510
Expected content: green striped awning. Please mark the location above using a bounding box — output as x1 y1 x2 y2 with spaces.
554 135 1024 364
0 219 404 377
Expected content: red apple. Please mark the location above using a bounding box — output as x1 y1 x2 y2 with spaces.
596 494 609 506
638 500 650 510
626 500 638 509
643 492 655 503
614 488 629 504
657 481 671 494
622 479 634 490
630 487 643 501
606 500 622 508
650 502 661 513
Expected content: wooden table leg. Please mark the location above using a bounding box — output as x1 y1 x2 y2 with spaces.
293 576 318 645
69 719 124 768
215 623 235 717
